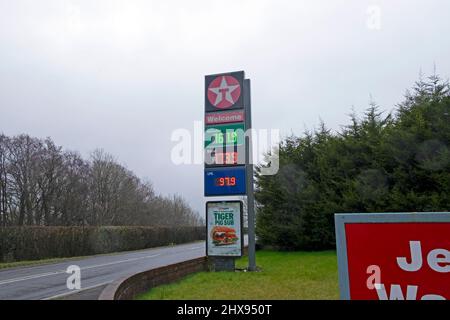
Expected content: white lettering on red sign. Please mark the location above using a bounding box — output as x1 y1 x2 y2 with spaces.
346 222 449 300
205 110 245 125
370 241 449 300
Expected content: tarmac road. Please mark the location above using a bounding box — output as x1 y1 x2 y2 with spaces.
0 235 249 300
0 241 208 300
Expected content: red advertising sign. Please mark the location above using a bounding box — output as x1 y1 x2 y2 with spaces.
335 213 450 300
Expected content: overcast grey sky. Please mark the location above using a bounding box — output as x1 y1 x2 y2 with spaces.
1 0 449 214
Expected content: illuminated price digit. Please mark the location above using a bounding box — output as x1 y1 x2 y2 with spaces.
227 152 235 164
225 131 238 144
215 153 223 165
232 152 238 164
216 152 239 165
214 176 238 187
231 132 238 143
215 133 224 145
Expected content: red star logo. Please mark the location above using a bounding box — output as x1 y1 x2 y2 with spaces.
207 76 241 109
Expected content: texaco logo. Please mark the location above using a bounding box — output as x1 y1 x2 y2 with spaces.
207 76 241 109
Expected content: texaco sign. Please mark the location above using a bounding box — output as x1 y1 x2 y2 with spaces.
205 71 245 112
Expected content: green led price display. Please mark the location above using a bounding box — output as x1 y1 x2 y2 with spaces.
205 123 245 149
214 131 237 144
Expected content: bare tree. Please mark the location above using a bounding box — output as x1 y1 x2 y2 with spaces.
56 151 90 226
0 134 202 227
0 134 9 226
6 135 42 225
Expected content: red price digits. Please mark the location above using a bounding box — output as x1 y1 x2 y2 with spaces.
227 152 238 164
216 176 236 187
217 177 225 186
215 152 238 165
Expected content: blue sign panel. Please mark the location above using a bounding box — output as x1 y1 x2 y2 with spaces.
204 166 246 197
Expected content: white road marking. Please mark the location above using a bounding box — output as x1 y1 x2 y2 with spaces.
0 271 63 285
79 253 160 271
0 253 161 286
41 281 112 300
188 246 204 250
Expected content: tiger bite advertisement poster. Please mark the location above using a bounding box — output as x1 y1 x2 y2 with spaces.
206 201 243 257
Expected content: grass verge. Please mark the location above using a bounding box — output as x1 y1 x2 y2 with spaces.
137 250 339 300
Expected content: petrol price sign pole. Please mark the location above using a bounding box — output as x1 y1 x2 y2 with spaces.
204 71 256 271
244 79 257 271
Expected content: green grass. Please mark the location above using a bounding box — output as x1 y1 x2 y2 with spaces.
137 250 339 300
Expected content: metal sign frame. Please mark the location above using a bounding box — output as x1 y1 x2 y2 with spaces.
203 71 256 271
334 212 450 300
204 71 248 197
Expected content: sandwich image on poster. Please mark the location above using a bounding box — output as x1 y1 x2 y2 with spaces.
211 226 238 246
206 201 243 257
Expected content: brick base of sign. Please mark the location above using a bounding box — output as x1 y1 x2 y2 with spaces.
209 257 236 271
99 257 209 300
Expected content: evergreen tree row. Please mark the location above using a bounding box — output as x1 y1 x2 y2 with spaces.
255 74 450 250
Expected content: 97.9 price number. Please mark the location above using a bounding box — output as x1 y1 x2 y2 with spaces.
215 177 236 187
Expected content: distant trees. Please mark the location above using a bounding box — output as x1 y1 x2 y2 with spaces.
0 136 202 227
255 73 450 250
